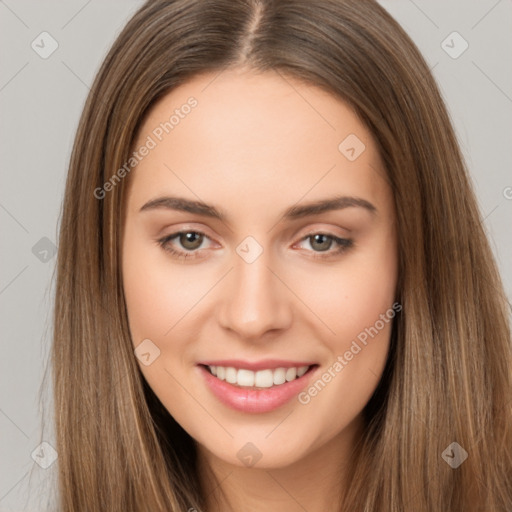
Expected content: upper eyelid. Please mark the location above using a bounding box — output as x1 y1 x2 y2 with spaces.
160 228 349 249
159 221 351 241
161 229 216 246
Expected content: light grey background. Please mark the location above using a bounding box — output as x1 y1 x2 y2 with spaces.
0 1 510 510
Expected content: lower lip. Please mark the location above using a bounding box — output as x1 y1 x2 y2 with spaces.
198 365 318 413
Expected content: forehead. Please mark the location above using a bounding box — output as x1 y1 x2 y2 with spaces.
127 68 391 219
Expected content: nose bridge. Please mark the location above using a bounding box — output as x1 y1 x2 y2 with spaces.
218 245 292 339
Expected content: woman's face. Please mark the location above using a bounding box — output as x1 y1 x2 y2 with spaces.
122 67 398 469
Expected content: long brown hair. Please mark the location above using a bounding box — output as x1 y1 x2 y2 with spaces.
50 0 512 510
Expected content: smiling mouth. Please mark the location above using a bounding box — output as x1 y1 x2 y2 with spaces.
200 364 318 389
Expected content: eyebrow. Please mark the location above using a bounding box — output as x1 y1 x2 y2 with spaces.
139 195 377 221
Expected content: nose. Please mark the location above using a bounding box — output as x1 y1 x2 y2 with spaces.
217 249 293 341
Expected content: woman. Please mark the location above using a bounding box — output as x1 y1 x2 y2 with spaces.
52 0 512 510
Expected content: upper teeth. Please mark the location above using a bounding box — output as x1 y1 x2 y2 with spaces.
209 365 310 388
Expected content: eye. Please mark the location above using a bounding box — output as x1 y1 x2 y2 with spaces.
157 230 353 261
295 233 353 259
157 230 212 260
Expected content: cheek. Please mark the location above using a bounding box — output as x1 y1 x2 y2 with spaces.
122 237 208 345
293 237 397 348
293 241 397 432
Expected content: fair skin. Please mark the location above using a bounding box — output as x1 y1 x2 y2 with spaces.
122 67 398 512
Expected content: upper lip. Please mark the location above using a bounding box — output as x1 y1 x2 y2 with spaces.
198 359 317 371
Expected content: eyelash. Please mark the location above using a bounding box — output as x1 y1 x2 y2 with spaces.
157 230 353 261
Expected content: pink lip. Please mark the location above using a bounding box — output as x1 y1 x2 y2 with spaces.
197 359 316 371
197 364 318 414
